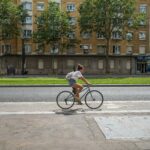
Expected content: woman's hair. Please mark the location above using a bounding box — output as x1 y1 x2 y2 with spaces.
77 64 84 70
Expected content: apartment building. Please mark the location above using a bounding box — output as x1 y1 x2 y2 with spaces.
0 0 150 75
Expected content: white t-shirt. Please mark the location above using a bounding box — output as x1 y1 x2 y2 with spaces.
71 71 83 81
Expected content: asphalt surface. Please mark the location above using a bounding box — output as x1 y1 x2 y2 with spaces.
0 86 150 102
0 101 150 150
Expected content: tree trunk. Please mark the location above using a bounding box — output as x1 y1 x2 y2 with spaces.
52 44 55 75
105 38 110 74
21 38 25 75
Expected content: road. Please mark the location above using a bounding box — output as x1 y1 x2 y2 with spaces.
0 86 150 102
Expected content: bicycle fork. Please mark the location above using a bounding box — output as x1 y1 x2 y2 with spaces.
89 90 95 101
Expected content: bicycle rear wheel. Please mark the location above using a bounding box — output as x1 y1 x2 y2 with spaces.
56 91 75 109
85 90 104 109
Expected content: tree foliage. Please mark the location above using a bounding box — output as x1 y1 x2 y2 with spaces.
33 1 75 51
79 0 145 37
79 0 145 73
0 0 24 41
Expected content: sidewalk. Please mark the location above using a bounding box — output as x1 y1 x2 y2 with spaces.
0 101 150 150
0 101 150 114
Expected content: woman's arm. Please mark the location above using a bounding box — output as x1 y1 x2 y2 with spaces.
79 77 90 85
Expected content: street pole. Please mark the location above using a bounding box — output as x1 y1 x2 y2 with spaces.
130 54 132 75
21 36 25 75
52 45 55 74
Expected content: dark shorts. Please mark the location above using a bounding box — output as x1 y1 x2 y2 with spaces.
68 79 76 86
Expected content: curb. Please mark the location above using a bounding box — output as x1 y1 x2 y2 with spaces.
0 110 150 115
0 84 150 87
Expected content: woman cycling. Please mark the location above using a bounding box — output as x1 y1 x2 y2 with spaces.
66 64 90 105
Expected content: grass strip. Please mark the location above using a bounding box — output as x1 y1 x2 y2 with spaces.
0 77 150 85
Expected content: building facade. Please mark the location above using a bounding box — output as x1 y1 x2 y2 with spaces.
0 0 150 75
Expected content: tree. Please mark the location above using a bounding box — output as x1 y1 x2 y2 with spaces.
0 0 27 75
79 0 145 73
33 2 73 45
0 0 23 41
18 4 28 75
33 1 76 74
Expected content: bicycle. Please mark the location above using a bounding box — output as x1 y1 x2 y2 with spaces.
56 85 104 109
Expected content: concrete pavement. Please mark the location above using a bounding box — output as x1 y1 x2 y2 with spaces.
0 101 150 150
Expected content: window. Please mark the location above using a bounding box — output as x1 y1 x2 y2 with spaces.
67 45 75 54
54 59 58 69
113 45 121 54
96 32 105 39
126 61 131 70
81 32 91 39
139 4 147 13
98 60 104 69
110 60 115 69
23 16 32 24
112 31 122 39
69 17 76 25
2 33 12 39
24 44 32 54
126 46 133 54
139 46 146 54
126 32 133 41
80 44 92 54
80 44 92 49
50 44 59 54
67 4 75 12
51 48 59 54
97 45 106 54
37 2 44 11
113 18 123 26
83 49 89 54
23 30 32 38
54 2 60 8
67 60 74 68
68 32 76 39
139 19 146 26
2 45 11 54
139 32 146 40
38 59 44 69
23 2 32 10
36 43 44 54
128 19 133 27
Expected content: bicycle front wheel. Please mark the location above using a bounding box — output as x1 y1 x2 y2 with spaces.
56 91 75 109
85 90 104 109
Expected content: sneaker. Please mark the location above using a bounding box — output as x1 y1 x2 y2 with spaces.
74 96 82 105
77 101 83 105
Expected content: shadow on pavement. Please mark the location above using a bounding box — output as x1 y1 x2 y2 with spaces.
54 108 102 115
55 108 82 115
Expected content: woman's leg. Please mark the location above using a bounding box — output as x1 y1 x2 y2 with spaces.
72 83 83 103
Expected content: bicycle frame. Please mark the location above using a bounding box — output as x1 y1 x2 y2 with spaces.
73 85 91 101
64 86 90 103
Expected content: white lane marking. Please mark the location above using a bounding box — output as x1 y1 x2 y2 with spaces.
0 110 150 115
0 101 150 105
0 102 56 105
0 111 55 115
